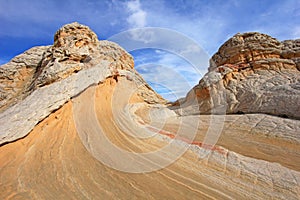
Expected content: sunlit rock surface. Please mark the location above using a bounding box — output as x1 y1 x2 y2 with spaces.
173 32 300 119
0 23 299 199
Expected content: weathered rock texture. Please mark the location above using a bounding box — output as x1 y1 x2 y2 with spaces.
0 24 299 199
0 46 49 111
174 32 300 119
282 39 300 70
0 23 138 113
0 22 164 145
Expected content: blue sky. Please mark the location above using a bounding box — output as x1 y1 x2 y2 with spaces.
0 0 299 100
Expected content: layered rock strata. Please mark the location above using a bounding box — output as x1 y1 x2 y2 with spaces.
0 22 164 145
0 24 299 199
173 32 300 119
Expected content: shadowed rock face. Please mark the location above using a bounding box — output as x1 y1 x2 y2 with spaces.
173 32 300 119
0 23 299 199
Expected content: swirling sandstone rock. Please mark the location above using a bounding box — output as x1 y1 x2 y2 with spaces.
0 22 164 145
0 24 299 200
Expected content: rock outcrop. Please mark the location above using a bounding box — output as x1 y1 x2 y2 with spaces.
0 23 137 113
0 24 299 200
282 39 300 70
173 32 300 119
0 22 164 145
0 46 49 111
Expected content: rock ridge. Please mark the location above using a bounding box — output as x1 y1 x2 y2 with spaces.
0 22 136 112
209 32 300 71
0 23 299 200
0 22 164 145
173 32 300 119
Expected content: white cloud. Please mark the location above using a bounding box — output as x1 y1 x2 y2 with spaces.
180 44 202 55
134 50 206 101
126 0 141 12
136 63 192 101
138 2 228 55
292 26 300 38
123 0 300 100
2 0 299 100
123 0 152 43
129 29 156 43
126 0 147 28
127 11 147 28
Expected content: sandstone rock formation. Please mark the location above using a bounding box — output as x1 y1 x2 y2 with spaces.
0 24 299 199
0 46 49 111
173 32 300 119
0 22 164 145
